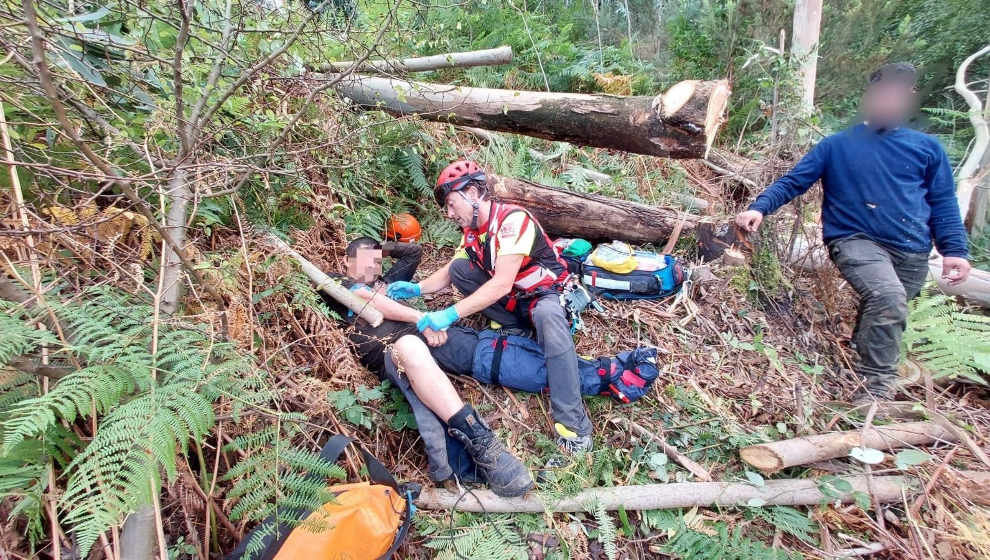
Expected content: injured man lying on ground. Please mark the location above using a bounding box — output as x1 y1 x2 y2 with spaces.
318 237 661 497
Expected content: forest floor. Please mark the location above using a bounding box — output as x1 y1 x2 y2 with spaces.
193 212 990 558
2 147 988 560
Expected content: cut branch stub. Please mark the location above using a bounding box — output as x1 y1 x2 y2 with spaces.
333 75 730 159
739 421 957 473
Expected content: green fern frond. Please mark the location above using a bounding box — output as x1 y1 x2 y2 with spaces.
0 285 271 556
3 365 138 452
0 371 39 411
0 310 57 369
425 517 527 560
224 431 346 529
396 148 430 195
59 382 214 554
594 501 618 560
904 288 990 384
664 520 798 560
748 506 818 544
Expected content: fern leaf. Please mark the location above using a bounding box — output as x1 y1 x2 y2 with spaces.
594 501 618 560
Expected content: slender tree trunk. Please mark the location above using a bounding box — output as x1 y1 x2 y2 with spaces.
954 46 990 231
791 0 822 113
334 76 731 158
414 474 977 513
160 167 191 315
318 46 513 74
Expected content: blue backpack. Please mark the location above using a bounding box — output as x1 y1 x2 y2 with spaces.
471 330 661 403
582 252 685 300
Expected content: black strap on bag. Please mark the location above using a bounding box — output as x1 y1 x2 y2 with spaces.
489 336 508 387
225 434 419 560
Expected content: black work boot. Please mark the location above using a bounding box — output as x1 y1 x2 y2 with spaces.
447 405 534 497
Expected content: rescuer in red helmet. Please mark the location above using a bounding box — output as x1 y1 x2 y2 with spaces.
387 160 594 463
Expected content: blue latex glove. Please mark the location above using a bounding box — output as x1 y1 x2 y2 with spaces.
386 281 421 300
417 306 459 332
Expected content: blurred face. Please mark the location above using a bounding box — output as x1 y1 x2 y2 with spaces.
444 187 483 229
346 247 382 284
862 82 916 126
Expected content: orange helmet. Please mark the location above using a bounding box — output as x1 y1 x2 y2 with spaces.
434 160 486 206
385 213 422 242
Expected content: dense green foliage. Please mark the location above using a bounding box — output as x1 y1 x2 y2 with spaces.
903 287 990 384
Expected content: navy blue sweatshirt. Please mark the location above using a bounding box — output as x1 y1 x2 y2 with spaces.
748 123 969 258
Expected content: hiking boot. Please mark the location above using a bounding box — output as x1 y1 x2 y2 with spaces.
447 405 534 498
543 423 593 470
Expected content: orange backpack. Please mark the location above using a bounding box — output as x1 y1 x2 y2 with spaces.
227 435 418 560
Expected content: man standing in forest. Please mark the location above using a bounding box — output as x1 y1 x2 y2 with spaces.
735 63 971 400
387 160 595 460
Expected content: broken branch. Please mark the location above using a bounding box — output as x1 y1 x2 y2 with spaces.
739 421 957 473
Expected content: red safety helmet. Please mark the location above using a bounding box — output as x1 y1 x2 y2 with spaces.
434 160 487 206
385 213 422 242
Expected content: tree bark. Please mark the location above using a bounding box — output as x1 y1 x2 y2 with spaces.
334 76 731 158
954 45 990 229
160 167 190 315
413 473 967 513
791 0 823 113
490 175 700 244
318 46 513 74
739 421 957 473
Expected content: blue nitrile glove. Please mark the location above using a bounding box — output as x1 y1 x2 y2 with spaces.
417 306 459 332
386 281 421 300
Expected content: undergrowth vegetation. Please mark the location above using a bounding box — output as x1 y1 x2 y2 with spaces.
1 0 988 558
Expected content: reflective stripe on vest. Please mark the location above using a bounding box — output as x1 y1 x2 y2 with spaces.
462 202 566 295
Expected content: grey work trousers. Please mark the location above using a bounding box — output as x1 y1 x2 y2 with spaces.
449 258 593 437
827 234 930 397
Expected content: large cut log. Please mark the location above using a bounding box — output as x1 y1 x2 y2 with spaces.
334 75 731 158
317 46 513 74
927 255 990 308
491 176 700 244
739 421 957 473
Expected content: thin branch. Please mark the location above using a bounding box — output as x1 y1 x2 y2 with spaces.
193 0 337 137
20 0 226 309
172 0 192 152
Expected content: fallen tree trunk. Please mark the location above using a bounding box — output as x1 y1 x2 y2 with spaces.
416 474 938 513
335 75 731 158
491 175 700 243
318 46 513 74
927 256 990 308
784 236 990 308
740 421 957 473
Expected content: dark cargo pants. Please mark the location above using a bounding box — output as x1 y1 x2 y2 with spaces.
449 258 593 437
827 234 929 397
